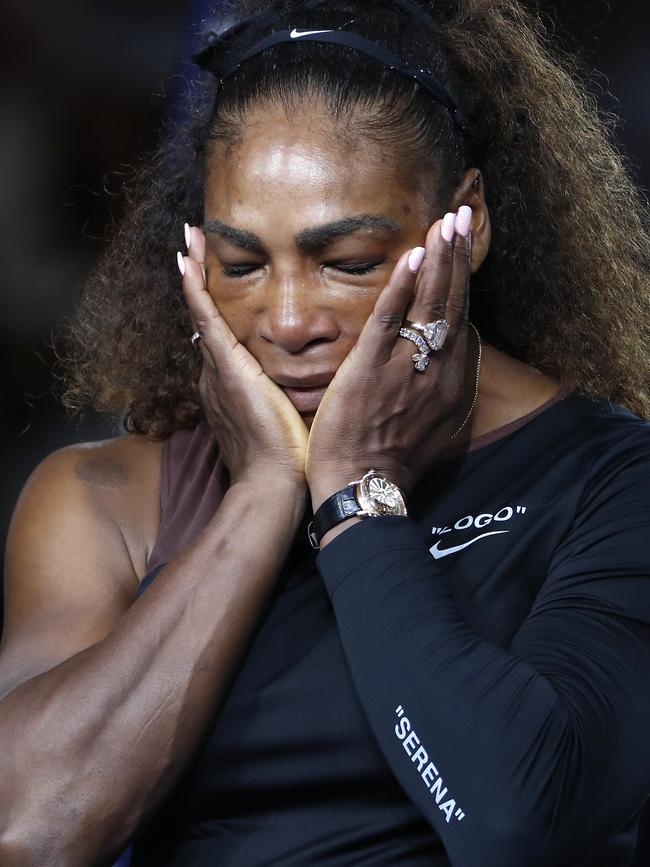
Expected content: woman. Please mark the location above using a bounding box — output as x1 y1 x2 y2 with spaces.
1 0 649 864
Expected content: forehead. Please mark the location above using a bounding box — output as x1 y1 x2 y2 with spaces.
204 103 433 231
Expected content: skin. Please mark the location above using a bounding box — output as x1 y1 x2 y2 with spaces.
0 99 560 864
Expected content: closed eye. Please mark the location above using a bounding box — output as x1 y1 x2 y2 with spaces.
221 263 263 278
325 259 387 275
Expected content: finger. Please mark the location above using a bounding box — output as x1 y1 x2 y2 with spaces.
353 248 420 366
185 223 206 280
178 252 238 369
404 212 455 326
178 251 266 380
177 247 203 341
446 206 472 332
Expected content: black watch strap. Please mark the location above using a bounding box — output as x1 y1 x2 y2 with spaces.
308 483 362 549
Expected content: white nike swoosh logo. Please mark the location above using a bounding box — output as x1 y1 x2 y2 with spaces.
429 530 509 559
290 28 334 38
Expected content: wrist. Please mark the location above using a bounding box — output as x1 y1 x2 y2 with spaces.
309 467 411 512
310 480 353 514
231 468 308 529
234 464 306 491
308 467 368 513
309 469 408 549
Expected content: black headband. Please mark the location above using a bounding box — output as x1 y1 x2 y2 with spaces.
194 16 471 136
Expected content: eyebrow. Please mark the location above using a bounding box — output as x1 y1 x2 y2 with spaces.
202 213 404 254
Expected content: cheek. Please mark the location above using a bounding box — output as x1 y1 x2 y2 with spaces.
205 282 252 343
335 287 383 338
203 256 253 340
321 270 385 298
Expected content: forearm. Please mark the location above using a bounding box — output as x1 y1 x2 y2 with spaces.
0 477 305 866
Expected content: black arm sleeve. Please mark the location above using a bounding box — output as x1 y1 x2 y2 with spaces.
316 433 650 867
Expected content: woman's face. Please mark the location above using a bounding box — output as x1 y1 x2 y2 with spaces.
203 102 443 425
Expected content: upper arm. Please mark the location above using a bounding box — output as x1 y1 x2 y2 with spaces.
0 438 159 698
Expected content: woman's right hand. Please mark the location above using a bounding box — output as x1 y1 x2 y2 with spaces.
179 226 309 490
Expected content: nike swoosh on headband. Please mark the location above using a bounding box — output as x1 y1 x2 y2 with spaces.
290 28 335 38
430 530 509 560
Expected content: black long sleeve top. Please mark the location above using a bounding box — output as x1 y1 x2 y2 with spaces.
132 389 650 866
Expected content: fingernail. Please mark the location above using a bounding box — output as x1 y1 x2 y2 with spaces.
177 251 186 276
408 246 426 272
441 212 456 243
455 206 472 238
184 222 191 250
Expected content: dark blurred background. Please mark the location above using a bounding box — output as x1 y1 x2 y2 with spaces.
1 0 649 860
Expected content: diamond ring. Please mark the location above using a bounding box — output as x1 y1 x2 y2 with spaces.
404 319 449 352
397 327 431 372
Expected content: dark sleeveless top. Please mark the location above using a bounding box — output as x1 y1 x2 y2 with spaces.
131 421 446 865
130 389 650 866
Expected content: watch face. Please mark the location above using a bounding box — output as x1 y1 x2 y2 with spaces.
357 471 407 517
368 476 399 508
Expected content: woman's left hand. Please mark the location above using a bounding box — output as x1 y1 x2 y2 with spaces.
306 206 474 513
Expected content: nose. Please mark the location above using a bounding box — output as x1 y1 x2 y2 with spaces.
257 271 339 353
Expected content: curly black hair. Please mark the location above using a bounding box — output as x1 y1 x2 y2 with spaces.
57 0 650 436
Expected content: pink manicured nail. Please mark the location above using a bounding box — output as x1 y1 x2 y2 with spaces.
441 212 456 243
408 246 426 272
184 222 191 250
177 251 186 276
455 206 472 237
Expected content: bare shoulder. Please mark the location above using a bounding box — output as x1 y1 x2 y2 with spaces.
21 433 163 581
0 434 164 696
68 433 163 570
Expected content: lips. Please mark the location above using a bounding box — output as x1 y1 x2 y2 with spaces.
272 372 336 389
271 372 335 413
282 384 329 413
